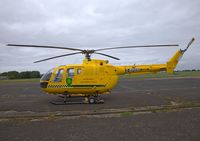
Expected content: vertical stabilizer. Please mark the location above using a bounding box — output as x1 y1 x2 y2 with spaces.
166 38 195 73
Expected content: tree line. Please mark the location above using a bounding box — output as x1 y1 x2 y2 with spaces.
0 71 41 79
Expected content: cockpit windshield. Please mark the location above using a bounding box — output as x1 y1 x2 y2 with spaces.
41 68 54 81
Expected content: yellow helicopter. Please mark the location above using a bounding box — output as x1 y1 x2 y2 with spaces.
7 38 195 104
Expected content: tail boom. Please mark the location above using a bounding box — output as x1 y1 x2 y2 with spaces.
115 38 195 75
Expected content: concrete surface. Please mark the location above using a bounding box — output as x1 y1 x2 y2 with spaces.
0 77 200 141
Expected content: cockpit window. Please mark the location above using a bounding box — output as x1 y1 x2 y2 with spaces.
54 69 64 82
41 68 54 81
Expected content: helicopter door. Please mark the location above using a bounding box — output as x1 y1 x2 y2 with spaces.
66 68 75 86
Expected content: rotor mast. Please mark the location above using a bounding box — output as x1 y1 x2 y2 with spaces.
82 50 95 61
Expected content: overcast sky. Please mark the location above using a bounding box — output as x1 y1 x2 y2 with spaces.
0 0 199 73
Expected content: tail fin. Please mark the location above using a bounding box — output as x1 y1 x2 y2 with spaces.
166 38 195 73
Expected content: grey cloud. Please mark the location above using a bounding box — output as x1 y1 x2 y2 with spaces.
0 0 200 73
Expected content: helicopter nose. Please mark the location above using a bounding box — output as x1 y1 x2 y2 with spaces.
40 82 48 88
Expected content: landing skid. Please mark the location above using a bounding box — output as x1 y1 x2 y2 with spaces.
50 100 87 105
50 95 104 105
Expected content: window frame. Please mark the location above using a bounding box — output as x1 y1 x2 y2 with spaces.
40 68 54 81
53 68 64 82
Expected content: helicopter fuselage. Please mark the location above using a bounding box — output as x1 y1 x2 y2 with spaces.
39 40 193 97
40 59 119 95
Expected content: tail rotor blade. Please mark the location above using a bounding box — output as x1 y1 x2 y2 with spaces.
181 37 195 53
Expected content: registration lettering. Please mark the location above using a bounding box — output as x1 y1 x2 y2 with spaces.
125 68 141 73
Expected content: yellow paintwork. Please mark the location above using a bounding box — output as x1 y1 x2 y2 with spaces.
41 59 118 95
115 49 184 75
40 47 189 96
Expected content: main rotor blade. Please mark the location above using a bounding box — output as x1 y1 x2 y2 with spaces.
95 44 179 51
34 52 82 63
7 44 83 51
94 52 120 60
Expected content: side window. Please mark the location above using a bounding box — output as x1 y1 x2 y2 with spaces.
77 68 81 75
67 68 75 77
54 69 64 82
